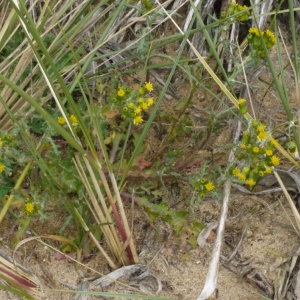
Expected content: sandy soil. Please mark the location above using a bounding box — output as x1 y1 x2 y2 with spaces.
0 185 299 300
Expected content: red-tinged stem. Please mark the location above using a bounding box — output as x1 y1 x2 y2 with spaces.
98 169 134 263
0 265 37 289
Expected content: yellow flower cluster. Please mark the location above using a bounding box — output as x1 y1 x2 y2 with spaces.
248 28 276 58
232 110 282 190
265 30 276 45
57 115 78 126
227 2 250 21
113 82 155 126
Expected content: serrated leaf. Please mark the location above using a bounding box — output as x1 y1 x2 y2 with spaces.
151 189 162 198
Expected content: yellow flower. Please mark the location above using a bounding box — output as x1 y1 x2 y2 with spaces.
235 4 250 21
117 88 125 97
270 155 280 166
0 165 5 173
147 97 154 106
205 182 215 191
57 116 66 125
238 98 247 114
257 131 267 141
249 27 263 37
0 139 2 147
264 166 272 174
232 168 240 176
134 107 142 114
144 82 153 92
228 1 238 13
257 124 266 132
240 143 246 149
69 115 78 125
270 138 278 146
265 149 273 156
246 179 256 187
252 146 260 153
133 115 143 125
237 173 246 181
238 4 248 11
140 102 148 110
265 29 276 44
25 202 34 213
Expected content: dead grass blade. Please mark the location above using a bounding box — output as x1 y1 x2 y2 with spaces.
197 121 242 300
273 170 300 235
73 155 139 266
0 249 42 299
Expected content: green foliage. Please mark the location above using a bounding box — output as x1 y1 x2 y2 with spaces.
105 82 155 126
0 29 24 59
0 131 27 176
138 196 204 247
164 150 184 168
247 28 277 58
1 0 300 283
0 175 14 200
191 163 217 203
231 116 281 190
41 143 83 193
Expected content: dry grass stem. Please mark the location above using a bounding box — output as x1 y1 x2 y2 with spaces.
197 120 242 299
273 170 300 235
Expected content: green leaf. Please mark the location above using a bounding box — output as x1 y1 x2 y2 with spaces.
151 189 162 198
144 207 159 221
188 235 198 248
0 175 14 199
171 210 188 220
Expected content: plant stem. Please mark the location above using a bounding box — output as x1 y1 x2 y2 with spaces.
0 161 33 224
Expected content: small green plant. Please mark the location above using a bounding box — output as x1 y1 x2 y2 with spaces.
231 120 280 190
0 132 26 198
127 193 205 249
10 197 37 249
191 163 216 199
